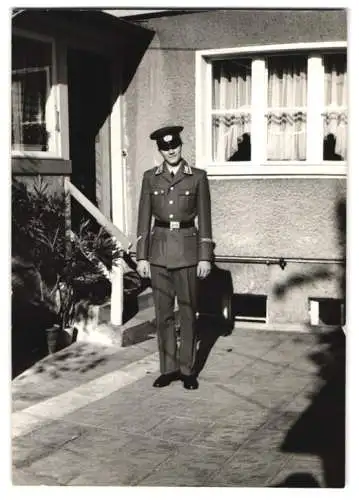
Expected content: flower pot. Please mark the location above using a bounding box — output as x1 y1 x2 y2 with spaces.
46 325 61 354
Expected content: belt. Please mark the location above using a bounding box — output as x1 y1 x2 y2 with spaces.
154 220 194 229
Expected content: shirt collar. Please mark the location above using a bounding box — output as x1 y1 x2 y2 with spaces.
154 160 192 175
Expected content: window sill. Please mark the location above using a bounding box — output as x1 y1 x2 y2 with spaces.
12 157 72 175
202 163 347 178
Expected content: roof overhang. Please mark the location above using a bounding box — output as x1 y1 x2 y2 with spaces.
12 9 155 61
103 9 170 18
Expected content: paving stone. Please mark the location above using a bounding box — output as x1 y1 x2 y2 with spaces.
292 357 319 374
200 352 254 381
65 431 177 485
12 376 75 409
214 380 259 400
220 404 270 433
227 360 286 400
246 368 314 410
285 384 315 413
262 338 316 365
12 411 48 440
138 444 233 486
12 420 90 468
63 400 168 434
264 410 301 431
192 379 254 404
241 425 288 452
138 391 200 417
12 399 33 412
11 326 337 488
25 429 174 486
147 415 214 444
21 447 95 485
207 449 291 487
230 337 281 359
190 421 251 451
12 466 60 485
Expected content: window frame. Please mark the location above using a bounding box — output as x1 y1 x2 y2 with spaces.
196 41 347 177
11 28 68 159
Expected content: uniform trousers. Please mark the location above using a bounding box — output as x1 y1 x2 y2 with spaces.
150 264 198 376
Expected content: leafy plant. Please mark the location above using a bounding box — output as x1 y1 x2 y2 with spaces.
12 176 124 331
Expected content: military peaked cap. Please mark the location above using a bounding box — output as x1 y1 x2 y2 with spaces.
150 126 183 150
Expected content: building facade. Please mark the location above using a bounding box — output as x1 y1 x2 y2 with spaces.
11 8 347 328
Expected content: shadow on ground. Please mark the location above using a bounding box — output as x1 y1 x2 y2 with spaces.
193 262 235 375
11 253 149 379
272 472 321 488
273 326 346 488
271 195 346 488
23 343 110 379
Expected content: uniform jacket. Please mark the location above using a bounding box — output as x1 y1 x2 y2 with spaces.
136 160 213 269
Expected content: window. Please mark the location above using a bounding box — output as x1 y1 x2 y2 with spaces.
212 58 252 162
11 33 59 156
323 54 347 161
196 42 347 176
266 55 307 161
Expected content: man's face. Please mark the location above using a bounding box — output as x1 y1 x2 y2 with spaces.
159 144 182 166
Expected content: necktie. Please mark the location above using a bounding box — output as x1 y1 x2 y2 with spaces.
171 171 175 178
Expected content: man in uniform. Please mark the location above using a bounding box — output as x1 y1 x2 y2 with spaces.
136 125 213 390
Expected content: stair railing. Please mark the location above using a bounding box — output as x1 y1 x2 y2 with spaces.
65 178 133 326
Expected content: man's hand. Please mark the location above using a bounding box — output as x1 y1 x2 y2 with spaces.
137 260 151 279
197 260 211 279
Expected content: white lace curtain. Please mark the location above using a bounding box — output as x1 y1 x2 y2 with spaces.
212 60 251 161
323 55 347 159
11 80 22 146
267 56 307 160
11 70 48 151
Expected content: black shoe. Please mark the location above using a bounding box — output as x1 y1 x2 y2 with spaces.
181 374 199 390
153 371 180 388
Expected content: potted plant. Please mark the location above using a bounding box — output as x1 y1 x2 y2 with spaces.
11 176 128 355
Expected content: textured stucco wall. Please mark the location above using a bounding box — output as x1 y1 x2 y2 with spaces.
210 176 346 323
125 9 347 237
123 9 347 324
139 9 347 49
210 178 346 259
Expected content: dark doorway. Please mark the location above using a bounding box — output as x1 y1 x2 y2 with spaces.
67 49 112 227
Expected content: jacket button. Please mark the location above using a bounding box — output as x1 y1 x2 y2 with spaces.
169 214 173 219
170 187 174 191
154 191 158 195
185 191 190 195
169 200 173 205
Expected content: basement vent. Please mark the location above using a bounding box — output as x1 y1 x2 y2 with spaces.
233 294 267 323
309 298 345 326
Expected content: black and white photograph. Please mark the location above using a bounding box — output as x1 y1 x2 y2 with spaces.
9 3 350 490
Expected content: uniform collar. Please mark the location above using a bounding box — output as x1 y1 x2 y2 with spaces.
155 160 192 175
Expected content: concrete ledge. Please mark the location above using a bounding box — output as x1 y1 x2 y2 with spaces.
234 320 340 334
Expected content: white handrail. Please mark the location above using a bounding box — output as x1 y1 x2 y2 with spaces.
65 178 132 327
65 178 133 252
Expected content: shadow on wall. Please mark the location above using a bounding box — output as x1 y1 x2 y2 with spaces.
273 267 335 299
273 198 346 308
272 198 346 488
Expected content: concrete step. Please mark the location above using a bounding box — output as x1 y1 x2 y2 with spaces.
97 287 154 325
74 288 155 347
137 287 154 310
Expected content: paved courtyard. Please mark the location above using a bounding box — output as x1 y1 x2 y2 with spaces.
11 324 345 487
